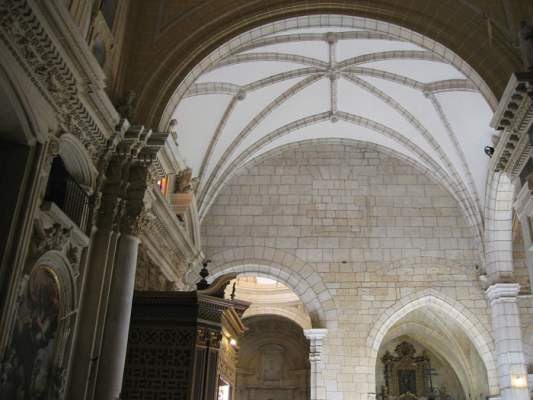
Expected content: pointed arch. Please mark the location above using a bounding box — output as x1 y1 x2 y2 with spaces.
367 289 499 395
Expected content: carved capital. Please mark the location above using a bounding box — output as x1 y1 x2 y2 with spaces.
121 207 154 237
196 327 223 349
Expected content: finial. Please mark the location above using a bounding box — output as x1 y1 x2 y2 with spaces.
196 259 211 290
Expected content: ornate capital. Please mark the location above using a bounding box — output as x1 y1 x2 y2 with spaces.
196 327 222 349
121 207 154 237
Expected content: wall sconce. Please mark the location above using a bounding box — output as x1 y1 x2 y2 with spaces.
229 338 237 347
511 375 527 388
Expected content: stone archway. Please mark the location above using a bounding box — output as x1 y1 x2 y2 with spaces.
236 314 310 400
367 289 499 396
184 246 337 327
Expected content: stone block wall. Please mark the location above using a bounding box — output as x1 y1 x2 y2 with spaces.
201 142 497 400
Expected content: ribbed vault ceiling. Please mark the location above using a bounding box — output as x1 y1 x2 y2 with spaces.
170 16 495 231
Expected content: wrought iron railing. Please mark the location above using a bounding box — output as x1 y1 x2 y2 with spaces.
45 163 89 231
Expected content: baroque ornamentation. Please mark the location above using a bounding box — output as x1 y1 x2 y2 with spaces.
33 221 72 256
0 0 108 161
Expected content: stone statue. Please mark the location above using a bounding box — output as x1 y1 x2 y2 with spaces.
176 168 193 193
169 119 178 144
117 90 136 120
519 21 533 71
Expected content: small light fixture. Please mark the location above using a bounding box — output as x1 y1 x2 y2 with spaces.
511 375 527 388
229 338 237 347
484 146 494 158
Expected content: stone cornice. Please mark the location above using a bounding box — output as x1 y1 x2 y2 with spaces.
485 283 520 304
490 72 533 176
304 328 328 342
139 188 202 281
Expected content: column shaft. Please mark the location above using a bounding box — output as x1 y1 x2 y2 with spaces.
67 228 119 399
94 233 140 400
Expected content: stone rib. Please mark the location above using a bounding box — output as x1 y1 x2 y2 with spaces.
197 74 324 207
210 52 329 71
337 50 444 69
197 95 239 192
341 73 482 228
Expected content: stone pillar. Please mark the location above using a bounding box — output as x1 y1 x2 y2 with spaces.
67 190 123 400
486 284 529 400
94 232 140 400
513 180 533 294
304 329 328 400
93 161 153 400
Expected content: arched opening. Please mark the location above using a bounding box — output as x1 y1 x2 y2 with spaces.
226 275 312 329
236 314 310 400
213 274 312 400
186 253 335 328
369 293 498 398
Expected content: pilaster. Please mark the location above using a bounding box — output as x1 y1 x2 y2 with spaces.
304 328 328 400
513 180 533 294
485 283 529 400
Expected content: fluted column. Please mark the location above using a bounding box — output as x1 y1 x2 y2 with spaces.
304 329 328 400
486 284 529 400
513 180 533 294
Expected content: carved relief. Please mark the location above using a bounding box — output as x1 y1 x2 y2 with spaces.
260 344 285 382
134 246 174 291
33 222 73 256
0 0 109 161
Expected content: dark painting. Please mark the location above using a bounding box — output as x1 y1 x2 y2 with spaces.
398 369 417 395
0 267 60 399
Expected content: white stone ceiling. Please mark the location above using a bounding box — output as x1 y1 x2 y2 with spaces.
169 16 495 230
